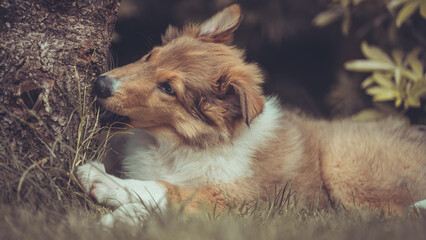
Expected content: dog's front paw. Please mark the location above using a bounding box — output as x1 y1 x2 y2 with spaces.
76 161 108 195
76 161 126 207
99 203 149 227
76 162 168 211
90 180 124 207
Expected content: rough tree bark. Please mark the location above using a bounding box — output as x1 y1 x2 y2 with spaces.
0 0 120 205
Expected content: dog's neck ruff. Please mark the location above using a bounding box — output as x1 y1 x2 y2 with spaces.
122 97 283 188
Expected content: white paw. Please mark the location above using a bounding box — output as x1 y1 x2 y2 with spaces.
90 180 122 206
76 161 122 206
76 162 168 223
76 161 107 192
99 203 149 227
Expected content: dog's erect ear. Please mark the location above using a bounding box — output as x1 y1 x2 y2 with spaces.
162 25 181 44
198 4 243 44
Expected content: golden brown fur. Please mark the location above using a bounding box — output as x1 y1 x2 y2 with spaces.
98 4 426 212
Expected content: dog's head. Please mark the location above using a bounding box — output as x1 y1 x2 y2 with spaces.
95 4 264 147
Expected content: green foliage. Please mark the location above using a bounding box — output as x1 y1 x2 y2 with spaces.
345 42 426 109
388 0 426 27
313 0 365 35
314 0 426 121
314 0 426 34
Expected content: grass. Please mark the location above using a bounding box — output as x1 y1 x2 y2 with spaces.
1 199 426 240
1 62 426 240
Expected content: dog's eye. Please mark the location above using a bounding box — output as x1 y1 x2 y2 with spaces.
145 53 152 62
158 82 175 96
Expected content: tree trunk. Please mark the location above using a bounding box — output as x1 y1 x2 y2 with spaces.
0 0 120 206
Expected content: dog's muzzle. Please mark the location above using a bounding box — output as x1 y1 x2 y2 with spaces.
94 75 115 99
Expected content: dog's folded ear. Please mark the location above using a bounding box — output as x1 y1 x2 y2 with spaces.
210 67 264 127
198 4 243 44
232 81 264 127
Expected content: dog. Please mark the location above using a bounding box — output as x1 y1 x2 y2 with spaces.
77 4 426 226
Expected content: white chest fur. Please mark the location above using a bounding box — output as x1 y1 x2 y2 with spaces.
121 98 283 188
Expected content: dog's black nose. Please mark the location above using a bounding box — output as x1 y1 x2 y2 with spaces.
94 75 113 99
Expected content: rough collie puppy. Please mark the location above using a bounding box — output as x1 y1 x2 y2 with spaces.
77 4 426 226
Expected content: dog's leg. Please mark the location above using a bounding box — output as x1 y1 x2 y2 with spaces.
76 161 167 210
77 162 235 226
97 183 232 227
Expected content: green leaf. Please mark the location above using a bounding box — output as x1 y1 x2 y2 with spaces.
404 47 422 65
395 67 402 87
401 68 419 82
366 86 396 99
395 97 402 107
398 76 408 94
341 11 351 36
345 60 395 72
361 76 375 88
391 49 404 65
366 86 397 101
410 58 424 79
406 95 421 107
360 42 393 64
405 47 424 79
313 8 344 27
341 0 350 7
396 2 420 27
373 92 397 101
420 3 426 19
409 81 426 97
388 0 411 10
353 0 364 5
372 73 396 89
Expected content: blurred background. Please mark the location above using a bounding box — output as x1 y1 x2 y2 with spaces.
110 0 426 123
